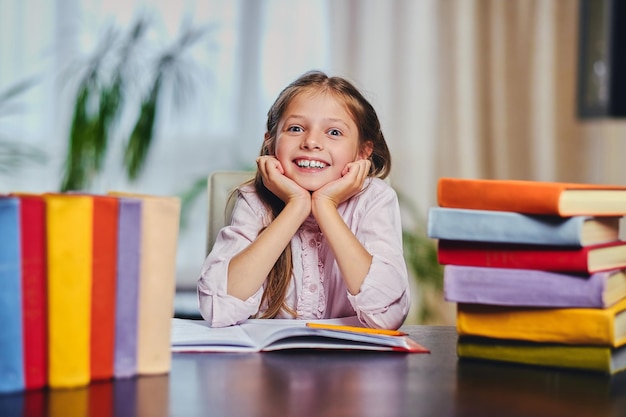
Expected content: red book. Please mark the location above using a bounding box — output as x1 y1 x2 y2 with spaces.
437 240 626 273
16 195 47 390
90 196 119 381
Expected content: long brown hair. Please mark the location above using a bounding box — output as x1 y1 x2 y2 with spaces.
253 70 392 318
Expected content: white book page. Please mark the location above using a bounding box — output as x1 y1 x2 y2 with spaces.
171 318 255 349
171 317 361 348
240 316 407 351
170 316 412 352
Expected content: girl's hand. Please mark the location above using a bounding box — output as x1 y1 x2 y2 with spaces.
256 156 311 207
312 159 371 208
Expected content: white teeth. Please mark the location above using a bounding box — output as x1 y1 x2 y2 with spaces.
296 159 326 169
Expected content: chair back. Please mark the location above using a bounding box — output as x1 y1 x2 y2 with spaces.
206 171 255 255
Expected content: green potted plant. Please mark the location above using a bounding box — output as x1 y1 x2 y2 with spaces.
60 16 211 191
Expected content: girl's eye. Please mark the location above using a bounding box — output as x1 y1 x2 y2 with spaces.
328 129 342 136
287 125 303 132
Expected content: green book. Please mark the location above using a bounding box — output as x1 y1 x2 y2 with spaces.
457 336 626 375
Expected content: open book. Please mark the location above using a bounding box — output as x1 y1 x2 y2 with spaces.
171 317 429 353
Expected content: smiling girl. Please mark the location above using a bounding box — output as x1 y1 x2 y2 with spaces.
197 71 410 329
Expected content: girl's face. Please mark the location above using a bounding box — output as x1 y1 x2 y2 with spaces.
272 90 371 192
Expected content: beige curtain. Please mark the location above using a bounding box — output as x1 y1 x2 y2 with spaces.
435 0 589 182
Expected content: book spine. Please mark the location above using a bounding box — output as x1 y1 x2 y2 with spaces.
457 337 614 373
437 240 592 272
437 178 564 214
443 265 608 307
46 195 93 389
134 196 180 375
456 299 624 346
18 196 48 390
114 199 142 378
427 207 587 246
0 198 25 393
90 196 119 381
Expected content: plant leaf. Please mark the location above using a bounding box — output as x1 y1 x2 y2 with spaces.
124 76 160 181
61 79 100 191
93 76 122 171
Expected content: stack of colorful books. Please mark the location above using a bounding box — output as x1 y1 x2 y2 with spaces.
0 191 180 394
427 177 626 374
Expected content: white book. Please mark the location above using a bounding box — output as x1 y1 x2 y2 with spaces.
170 317 428 353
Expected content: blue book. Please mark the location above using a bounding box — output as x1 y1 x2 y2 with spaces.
0 197 25 393
427 207 622 247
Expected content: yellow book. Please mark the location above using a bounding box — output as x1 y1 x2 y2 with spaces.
45 194 93 388
108 192 180 375
457 297 626 347
457 336 626 374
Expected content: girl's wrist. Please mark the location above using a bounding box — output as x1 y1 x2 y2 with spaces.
311 196 338 220
284 195 311 220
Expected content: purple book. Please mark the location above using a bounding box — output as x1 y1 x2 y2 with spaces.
114 198 142 378
444 265 626 308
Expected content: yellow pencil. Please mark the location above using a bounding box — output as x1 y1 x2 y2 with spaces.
306 322 407 336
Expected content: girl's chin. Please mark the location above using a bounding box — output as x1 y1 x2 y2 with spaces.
299 182 323 192
292 178 327 192
288 170 341 191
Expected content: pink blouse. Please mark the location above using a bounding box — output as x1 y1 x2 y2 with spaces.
197 177 411 329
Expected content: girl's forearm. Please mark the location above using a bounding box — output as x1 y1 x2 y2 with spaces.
312 200 372 295
226 199 309 300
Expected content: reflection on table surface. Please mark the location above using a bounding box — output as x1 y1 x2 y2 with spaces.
0 375 169 417
456 360 626 417
1 326 626 417
171 352 420 417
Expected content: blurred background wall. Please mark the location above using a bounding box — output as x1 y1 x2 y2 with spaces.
2 0 625 323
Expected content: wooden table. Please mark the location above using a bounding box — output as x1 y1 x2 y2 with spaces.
2 326 625 416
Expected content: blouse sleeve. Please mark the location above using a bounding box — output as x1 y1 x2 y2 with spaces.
197 190 265 327
346 182 411 330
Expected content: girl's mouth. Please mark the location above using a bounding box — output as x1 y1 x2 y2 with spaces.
294 159 327 169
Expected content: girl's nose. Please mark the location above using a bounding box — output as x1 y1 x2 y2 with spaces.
301 132 322 150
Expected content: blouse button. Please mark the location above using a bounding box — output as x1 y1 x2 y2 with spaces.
309 284 318 292
309 239 317 248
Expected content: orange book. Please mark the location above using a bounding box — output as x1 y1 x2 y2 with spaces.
90 196 119 381
437 177 626 216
